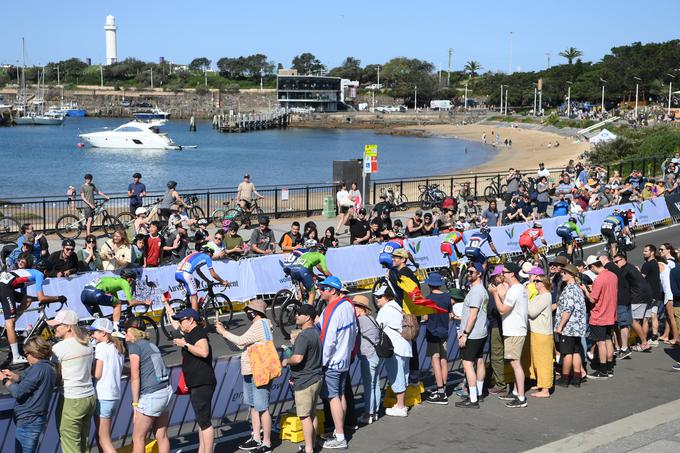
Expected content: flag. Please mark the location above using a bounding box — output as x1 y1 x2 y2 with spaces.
397 276 448 316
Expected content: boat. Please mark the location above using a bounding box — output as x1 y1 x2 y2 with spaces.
79 119 180 149
34 110 66 125
132 106 171 120
49 101 87 117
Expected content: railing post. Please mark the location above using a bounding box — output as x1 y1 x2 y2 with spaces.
274 188 279 218
450 177 454 196
42 198 47 232
372 181 376 205
206 190 210 218
496 174 501 200
305 186 310 217
400 180 403 202
474 175 478 199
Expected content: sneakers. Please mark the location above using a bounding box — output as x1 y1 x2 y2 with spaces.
11 355 28 365
618 349 632 360
607 368 614 377
358 414 373 425
555 377 570 388
672 362 680 371
586 350 594 361
385 406 408 417
253 445 272 453
505 397 528 408
238 437 261 451
323 437 348 449
649 339 659 347
426 392 449 405
586 370 609 380
455 399 480 409
497 392 517 401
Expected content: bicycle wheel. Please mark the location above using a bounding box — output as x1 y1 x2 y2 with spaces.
457 262 469 289
203 294 234 328
55 214 83 240
190 206 206 219
0 216 20 243
210 208 228 227
138 316 160 346
225 208 244 224
573 244 584 262
538 253 549 274
396 194 408 210
278 298 300 340
251 205 263 218
102 215 120 236
160 299 187 340
419 193 432 209
116 212 135 230
32 324 57 345
271 289 294 327
438 266 454 289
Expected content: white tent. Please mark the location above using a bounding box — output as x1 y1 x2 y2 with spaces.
589 128 617 145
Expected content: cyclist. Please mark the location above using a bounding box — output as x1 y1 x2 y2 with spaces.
464 224 499 270
440 222 466 262
0 262 65 365
601 209 632 257
80 269 151 335
519 220 548 262
280 239 314 271
378 233 419 269
175 246 230 311
288 241 332 305
556 216 583 258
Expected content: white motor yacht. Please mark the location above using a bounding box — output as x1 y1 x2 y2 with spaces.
79 120 180 149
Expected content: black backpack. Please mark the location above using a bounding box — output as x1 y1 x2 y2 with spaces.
358 316 394 358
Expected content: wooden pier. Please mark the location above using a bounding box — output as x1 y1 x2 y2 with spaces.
213 110 290 133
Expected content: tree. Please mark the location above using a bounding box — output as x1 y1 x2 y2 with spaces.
464 61 482 78
559 47 583 65
328 57 362 80
189 57 211 71
381 57 437 106
291 53 326 75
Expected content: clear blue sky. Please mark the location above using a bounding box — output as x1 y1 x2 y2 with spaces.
1 0 677 72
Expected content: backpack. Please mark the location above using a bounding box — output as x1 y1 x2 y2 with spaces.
401 313 420 341
359 316 394 358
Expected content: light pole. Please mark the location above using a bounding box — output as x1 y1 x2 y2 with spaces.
600 78 607 114
533 83 537 117
100 64 104 88
447 48 453 86
504 85 509 115
150 67 154 89
500 85 504 114
545 52 551 69
464 80 469 111
414 85 418 112
668 73 676 116
566 81 573 118
633 76 641 120
508 31 513 74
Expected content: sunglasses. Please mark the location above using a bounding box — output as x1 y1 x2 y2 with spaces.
613 259 624 264
86 239 96 243
467 269 477 274
64 247 74 251
502 270 514 274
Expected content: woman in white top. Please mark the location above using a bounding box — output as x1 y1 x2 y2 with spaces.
89 318 125 453
47 309 96 453
335 182 354 234
658 244 677 344
101 228 132 270
374 285 412 418
527 275 554 398
348 182 362 211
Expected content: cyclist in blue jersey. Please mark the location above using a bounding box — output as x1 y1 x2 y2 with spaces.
464 225 499 269
175 246 230 311
0 263 65 365
600 209 632 257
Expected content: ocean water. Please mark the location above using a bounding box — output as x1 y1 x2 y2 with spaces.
0 117 496 198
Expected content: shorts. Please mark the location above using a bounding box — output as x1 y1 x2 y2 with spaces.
460 337 487 361
385 354 410 394
189 384 216 430
243 375 270 412
558 335 581 355
651 300 662 315
80 286 116 315
340 206 350 214
95 399 120 419
504 336 526 360
589 324 613 342
519 236 538 254
426 340 447 357
84 206 95 219
600 227 617 245
288 265 314 292
294 380 322 418
137 385 174 418
321 368 347 400
175 271 198 296
464 247 485 263
556 226 574 242
0 283 22 320
617 304 632 328
632 303 651 320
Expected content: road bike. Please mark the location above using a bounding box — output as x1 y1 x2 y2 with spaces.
183 194 206 220
211 199 263 228
276 278 327 340
483 177 507 199
0 300 67 349
161 282 233 340
83 300 160 346
517 245 549 273
55 201 120 240
418 184 447 209
0 214 20 243
380 187 408 211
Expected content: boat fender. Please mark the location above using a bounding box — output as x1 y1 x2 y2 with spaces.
76 143 85 148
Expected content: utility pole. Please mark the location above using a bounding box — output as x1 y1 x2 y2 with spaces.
566 81 573 118
414 85 418 112
504 86 508 114
500 85 504 114
508 32 513 74
667 73 676 116
600 78 607 113
447 48 453 86
260 68 264 92
546 52 551 69
150 67 154 89
100 64 103 87
533 85 537 117
464 80 469 111
633 76 641 120
56 65 60 85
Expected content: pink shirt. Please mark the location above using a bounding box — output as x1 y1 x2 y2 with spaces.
590 268 618 326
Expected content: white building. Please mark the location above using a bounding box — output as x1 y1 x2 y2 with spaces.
104 15 117 65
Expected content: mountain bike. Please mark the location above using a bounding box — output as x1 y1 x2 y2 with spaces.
418 184 447 209
83 300 160 346
55 201 120 240
161 282 233 340
0 215 21 243
483 177 507 199
183 194 206 220
276 279 327 340
212 199 263 228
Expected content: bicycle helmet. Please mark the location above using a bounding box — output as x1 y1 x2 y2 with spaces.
258 215 270 225
533 221 542 228
455 221 465 231
201 245 215 255
304 239 318 249
135 207 148 216
62 239 75 248
120 269 137 280
166 180 177 189
395 231 405 239
480 225 490 234
318 244 328 252
568 216 577 223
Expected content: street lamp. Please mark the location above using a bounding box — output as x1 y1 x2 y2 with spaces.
667 72 677 116
500 85 504 114
600 78 607 114
633 76 641 120
532 82 537 117
504 85 509 115
566 81 573 118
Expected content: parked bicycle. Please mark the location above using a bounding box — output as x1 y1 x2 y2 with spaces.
483 177 507 199
418 184 447 209
55 201 120 240
211 199 263 228
0 214 20 243
183 194 206 220
115 197 162 230
161 282 233 340
380 187 408 211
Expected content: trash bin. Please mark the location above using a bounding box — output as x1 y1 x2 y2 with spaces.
322 196 336 219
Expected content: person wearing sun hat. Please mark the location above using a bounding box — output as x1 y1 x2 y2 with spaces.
526 268 554 398
352 294 381 425
554 263 587 388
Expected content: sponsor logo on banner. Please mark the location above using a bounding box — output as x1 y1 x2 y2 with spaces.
503 225 518 249
408 241 422 254
408 240 430 265
505 226 515 239
575 212 593 235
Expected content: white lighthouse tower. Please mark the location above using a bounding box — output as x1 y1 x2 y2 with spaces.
104 15 117 65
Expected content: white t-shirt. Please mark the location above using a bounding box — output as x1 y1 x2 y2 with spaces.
376 300 413 358
94 341 124 400
52 337 95 398
501 283 528 337
336 190 352 207
537 169 551 179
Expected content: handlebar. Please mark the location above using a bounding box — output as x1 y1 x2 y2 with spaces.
39 299 65 312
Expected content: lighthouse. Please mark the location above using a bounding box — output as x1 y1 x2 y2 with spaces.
104 15 117 65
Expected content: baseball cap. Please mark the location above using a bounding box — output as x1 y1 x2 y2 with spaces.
358 208 367 215
504 262 521 278
318 276 342 291
296 304 317 318
373 284 388 297
172 308 201 321
584 255 600 267
472 262 485 274
88 318 114 333
392 248 409 258
415 209 423 216
489 265 505 277
47 309 79 326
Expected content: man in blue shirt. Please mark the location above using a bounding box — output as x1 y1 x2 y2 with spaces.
552 194 570 217
127 172 147 214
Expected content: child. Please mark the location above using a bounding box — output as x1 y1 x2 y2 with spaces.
194 218 210 251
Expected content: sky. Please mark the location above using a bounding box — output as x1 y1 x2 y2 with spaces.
1 0 678 73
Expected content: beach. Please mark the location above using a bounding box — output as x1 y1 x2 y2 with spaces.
392 122 591 173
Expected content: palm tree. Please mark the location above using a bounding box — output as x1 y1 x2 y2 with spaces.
464 60 482 77
558 47 583 65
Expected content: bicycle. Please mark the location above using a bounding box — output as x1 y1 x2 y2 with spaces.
212 199 263 228
161 282 233 340
418 184 447 209
518 245 549 273
83 300 160 346
483 177 507 199
0 214 21 243
276 278 327 340
370 263 422 311
1 300 67 347
380 187 408 211
569 237 584 262
115 198 162 230
457 254 505 288
55 201 120 240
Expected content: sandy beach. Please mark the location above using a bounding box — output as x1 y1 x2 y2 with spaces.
393 123 591 173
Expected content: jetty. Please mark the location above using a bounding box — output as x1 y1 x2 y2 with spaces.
213 109 290 133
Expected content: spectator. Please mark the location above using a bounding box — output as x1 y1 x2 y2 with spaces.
317 276 357 448
463 198 480 226
615 253 653 352
48 310 96 453
77 234 103 272
303 221 319 242
133 207 150 236
17 223 49 262
167 204 196 235
598 186 616 208
536 176 551 216
349 181 362 210
556 174 575 199
144 222 169 267
282 303 323 453
224 222 245 259
237 174 264 229
376 209 393 238
371 194 391 219
501 198 522 225
335 182 354 235
216 300 273 452
193 219 210 251
437 208 456 232
6 237 34 270
406 210 425 237
127 172 146 214
481 199 500 226
1 337 56 453
349 208 371 245
124 317 172 453
322 227 339 248
423 273 452 405
131 234 146 267
487 266 509 396
659 243 677 345
526 273 554 397
552 194 570 217
489 263 528 408
279 221 303 252
88 318 124 453
374 284 412 417
599 254 633 359
158 180 185 222
671 263 680 366
422 212 436 235
47 239 79 277
101 229 132 270
352 295 380 424
368 220 382 243
641 244 663 345
554 264 587 387
518 193 534 221
168 226 190 262
505 168 522 202
166 308 216 453
81 174 110 237
207 230 228 259
537 162 550 179
249 216 276 255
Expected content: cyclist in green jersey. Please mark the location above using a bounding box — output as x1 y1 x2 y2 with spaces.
288 240 332 305
556 216 584 258
80 269 151 333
